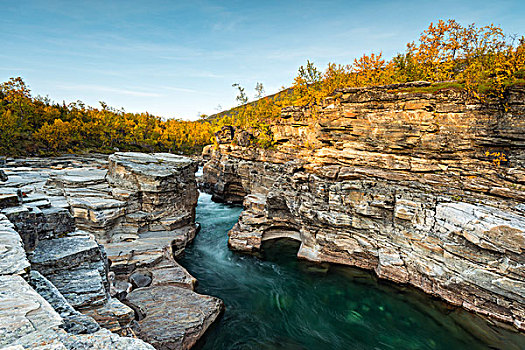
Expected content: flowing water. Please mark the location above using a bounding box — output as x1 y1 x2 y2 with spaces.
179 192 525 350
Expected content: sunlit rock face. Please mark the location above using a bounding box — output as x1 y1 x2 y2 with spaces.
202 82 525 331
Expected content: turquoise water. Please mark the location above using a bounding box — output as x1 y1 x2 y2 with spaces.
179 192 525 350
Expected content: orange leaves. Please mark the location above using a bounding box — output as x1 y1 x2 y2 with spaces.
293 20 522 105
353 52 385 74
351 52 391 86
0 77 32 101
485 150 509 167
409 19 466 81
408 19 522 96
36 119 75 152
161 118 213 152
2 20 524 156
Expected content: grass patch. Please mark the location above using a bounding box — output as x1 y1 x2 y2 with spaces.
388 81 466 94
388 79 525 95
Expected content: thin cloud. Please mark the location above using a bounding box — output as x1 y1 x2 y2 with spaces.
161 86 198 93
57 84 164 98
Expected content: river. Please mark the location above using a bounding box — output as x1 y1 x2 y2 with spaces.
179 192 525 350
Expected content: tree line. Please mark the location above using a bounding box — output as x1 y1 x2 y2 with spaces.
0 77 212 156
1 20 523 156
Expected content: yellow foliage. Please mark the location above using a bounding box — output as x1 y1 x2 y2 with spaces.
0 78 213 155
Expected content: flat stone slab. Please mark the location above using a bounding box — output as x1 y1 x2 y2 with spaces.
30 235 109 309
21 193 49 204
0 215 30 276
150 264 196 290
126 285 223 350
68 196 127 211
104 226 195 273
46 168 108 188
31 236 101 269
107 152 195 192
0 169 48 190
104 238 170 274
0 275 63 346
110 152 193 177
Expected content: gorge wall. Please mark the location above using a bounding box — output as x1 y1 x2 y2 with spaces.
1 153 222 349
201 82 525 331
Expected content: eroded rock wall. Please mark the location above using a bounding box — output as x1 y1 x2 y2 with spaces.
202 82 525 330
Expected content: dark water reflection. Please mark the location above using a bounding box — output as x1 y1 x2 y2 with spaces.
179 192 525 350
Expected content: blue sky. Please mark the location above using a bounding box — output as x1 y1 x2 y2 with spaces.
1 0 524 120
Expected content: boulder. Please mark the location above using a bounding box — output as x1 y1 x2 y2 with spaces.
126 286 224 349
129 271 152 289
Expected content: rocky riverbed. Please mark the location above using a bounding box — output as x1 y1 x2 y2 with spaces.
0 153 222 349
201 82 525 331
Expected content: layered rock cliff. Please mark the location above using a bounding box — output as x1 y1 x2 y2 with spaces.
1 153 222 349
201 82 525 331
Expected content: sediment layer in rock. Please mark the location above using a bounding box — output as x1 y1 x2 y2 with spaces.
0 274 154 349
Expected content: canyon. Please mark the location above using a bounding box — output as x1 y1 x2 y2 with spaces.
201 81 525 331
1 81 524 349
